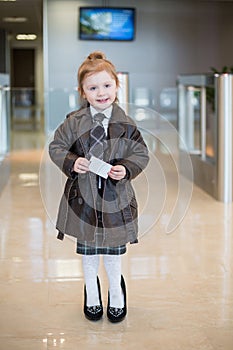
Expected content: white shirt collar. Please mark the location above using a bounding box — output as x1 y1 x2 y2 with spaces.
90 105 112 120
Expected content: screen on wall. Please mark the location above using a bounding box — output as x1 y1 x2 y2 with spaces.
79 7 135 41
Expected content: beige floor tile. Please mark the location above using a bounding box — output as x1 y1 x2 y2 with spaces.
0 337 48 350
0 280 49 305
205 328 233 350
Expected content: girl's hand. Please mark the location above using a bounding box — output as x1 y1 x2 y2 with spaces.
73 157 90 173
108 165 126 180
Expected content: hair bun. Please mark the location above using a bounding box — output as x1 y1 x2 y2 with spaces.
88 51 106 61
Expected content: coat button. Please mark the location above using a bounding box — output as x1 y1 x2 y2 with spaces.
78 197 83 205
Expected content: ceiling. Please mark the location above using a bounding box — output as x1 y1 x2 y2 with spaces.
0 0 42 40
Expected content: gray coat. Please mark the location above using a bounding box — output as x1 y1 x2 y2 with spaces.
49 103 149 247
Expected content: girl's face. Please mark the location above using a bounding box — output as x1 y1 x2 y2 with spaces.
82 70 118 111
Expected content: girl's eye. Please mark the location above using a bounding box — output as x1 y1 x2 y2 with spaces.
105 84 111 88
90 86 96 91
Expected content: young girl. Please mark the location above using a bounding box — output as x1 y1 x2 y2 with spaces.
49 51 149 322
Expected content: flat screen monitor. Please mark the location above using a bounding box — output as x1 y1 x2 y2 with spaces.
79 7 135 41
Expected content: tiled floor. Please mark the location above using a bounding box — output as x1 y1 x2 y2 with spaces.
0 130 233 349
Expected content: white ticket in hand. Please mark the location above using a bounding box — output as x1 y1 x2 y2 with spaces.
89 156 112 179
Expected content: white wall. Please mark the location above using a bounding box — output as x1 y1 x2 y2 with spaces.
43 0 233 131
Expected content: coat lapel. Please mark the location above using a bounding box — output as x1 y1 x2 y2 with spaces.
78 108 93 156
108 103 127 139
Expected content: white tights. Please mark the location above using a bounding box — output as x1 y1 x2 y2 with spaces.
82 255 124 308
82 255 100 307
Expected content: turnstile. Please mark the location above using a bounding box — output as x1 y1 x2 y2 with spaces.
178 74 233 203
0 74 10 158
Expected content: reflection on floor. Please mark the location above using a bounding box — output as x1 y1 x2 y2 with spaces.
0 130 233 349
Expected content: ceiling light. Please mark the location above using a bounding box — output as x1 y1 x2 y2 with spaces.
19 173 39 181
16 34 37 40
3 17 27 22
0 1 16 2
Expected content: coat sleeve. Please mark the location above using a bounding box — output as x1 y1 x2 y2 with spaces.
49 118 79 179
115 125 149 180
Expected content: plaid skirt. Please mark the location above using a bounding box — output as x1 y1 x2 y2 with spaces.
76 242 126 255
76 231 126 255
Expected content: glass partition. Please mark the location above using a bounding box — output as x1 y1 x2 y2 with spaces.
44 72 129 134
0 82 10 159
178 74 216 162
11 88 42 131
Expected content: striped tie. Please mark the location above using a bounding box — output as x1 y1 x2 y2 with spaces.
89 113 106 159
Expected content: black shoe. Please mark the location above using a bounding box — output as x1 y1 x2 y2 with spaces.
84 276 103 321
107 275 127 323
